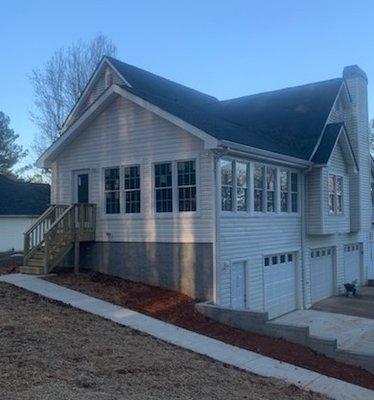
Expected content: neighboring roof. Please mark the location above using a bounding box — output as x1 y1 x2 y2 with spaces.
0 175 50 216
107 57 344 160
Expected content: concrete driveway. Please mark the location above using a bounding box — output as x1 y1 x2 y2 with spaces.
273 309 374 357
272 287 374 371
311 286 374 319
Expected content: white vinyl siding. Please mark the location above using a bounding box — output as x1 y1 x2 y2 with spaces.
53 95 214 243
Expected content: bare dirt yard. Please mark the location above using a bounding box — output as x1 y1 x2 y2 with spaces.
46 269 374 390
0 282 328 400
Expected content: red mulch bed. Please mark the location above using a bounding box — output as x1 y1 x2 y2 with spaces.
46 270 374 390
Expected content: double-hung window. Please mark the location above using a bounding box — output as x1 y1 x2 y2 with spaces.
254 165 265 212
266 167 276 212
236 162 248 211
291 172 298 212
104 166 141 215
124 166 141 214
104 167 120 214
178 160 196 212
155 163 173 213
221 160 233 211
329 174 343 214
280 170 289 212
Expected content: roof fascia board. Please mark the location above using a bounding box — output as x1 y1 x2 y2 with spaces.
324 126 358 172
37 88 120 168
308 81 347 162
114 86 219 149
219 140 313 168
62 57 129 131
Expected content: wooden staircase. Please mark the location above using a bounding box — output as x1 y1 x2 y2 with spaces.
21 203 96 275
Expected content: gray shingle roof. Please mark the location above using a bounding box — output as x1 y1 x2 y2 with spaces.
107 57 343 161
312 123 343 164
0 175 50 216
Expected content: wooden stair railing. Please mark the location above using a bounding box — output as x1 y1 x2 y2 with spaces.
23 203 96 275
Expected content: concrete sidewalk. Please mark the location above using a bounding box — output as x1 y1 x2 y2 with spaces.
1 273 373 400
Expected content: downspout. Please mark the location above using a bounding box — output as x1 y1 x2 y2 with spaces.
300 166 313 309
211 149 227 304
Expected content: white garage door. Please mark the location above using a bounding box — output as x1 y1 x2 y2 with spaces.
231 261 246 309
344 244 361 285
264 253 297 319
310 247 334 304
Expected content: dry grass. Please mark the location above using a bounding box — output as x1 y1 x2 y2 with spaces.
0 282 328 400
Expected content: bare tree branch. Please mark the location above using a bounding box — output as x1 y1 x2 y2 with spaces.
30 34 117 157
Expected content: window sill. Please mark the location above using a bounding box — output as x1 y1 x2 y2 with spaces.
221 211 301 218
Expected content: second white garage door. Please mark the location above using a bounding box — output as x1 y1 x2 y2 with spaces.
264 253 297 319
344 244 362 285
310 247 334 304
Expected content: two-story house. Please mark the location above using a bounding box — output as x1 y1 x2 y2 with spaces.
25 57 372 320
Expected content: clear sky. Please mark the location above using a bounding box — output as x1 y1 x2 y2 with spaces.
0 0 373 168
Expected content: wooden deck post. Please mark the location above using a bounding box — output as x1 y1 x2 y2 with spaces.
74 239 80 275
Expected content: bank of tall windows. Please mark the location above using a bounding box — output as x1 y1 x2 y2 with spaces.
221 160 248 212
329 174 343 214
220 160 298 214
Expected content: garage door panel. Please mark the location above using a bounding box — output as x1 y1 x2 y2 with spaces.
310 247 334 304
264 254 297 319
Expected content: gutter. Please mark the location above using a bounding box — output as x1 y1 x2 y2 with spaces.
219 140 313 169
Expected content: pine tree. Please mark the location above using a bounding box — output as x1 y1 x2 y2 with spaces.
0 111 27 176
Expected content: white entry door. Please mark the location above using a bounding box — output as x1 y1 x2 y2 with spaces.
264 253 297 319
231 261 246 309
310 247 334 304
344 244 361 285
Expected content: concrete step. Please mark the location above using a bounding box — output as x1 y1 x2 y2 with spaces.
19 265 44 275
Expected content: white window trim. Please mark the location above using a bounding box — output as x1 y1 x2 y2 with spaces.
328 173 344 216
219 157 300 217
152 157 200 217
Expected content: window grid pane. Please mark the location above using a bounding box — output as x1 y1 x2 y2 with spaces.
237 162 248 211
291 173 298 212
254 165 265 212
266 167 276 212
155 163 173 212
104 168 120 214
280 170 289 212
221 160 233 211
124 166 141 214
178 160 197 212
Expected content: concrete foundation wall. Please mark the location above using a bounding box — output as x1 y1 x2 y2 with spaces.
79 241 214 301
